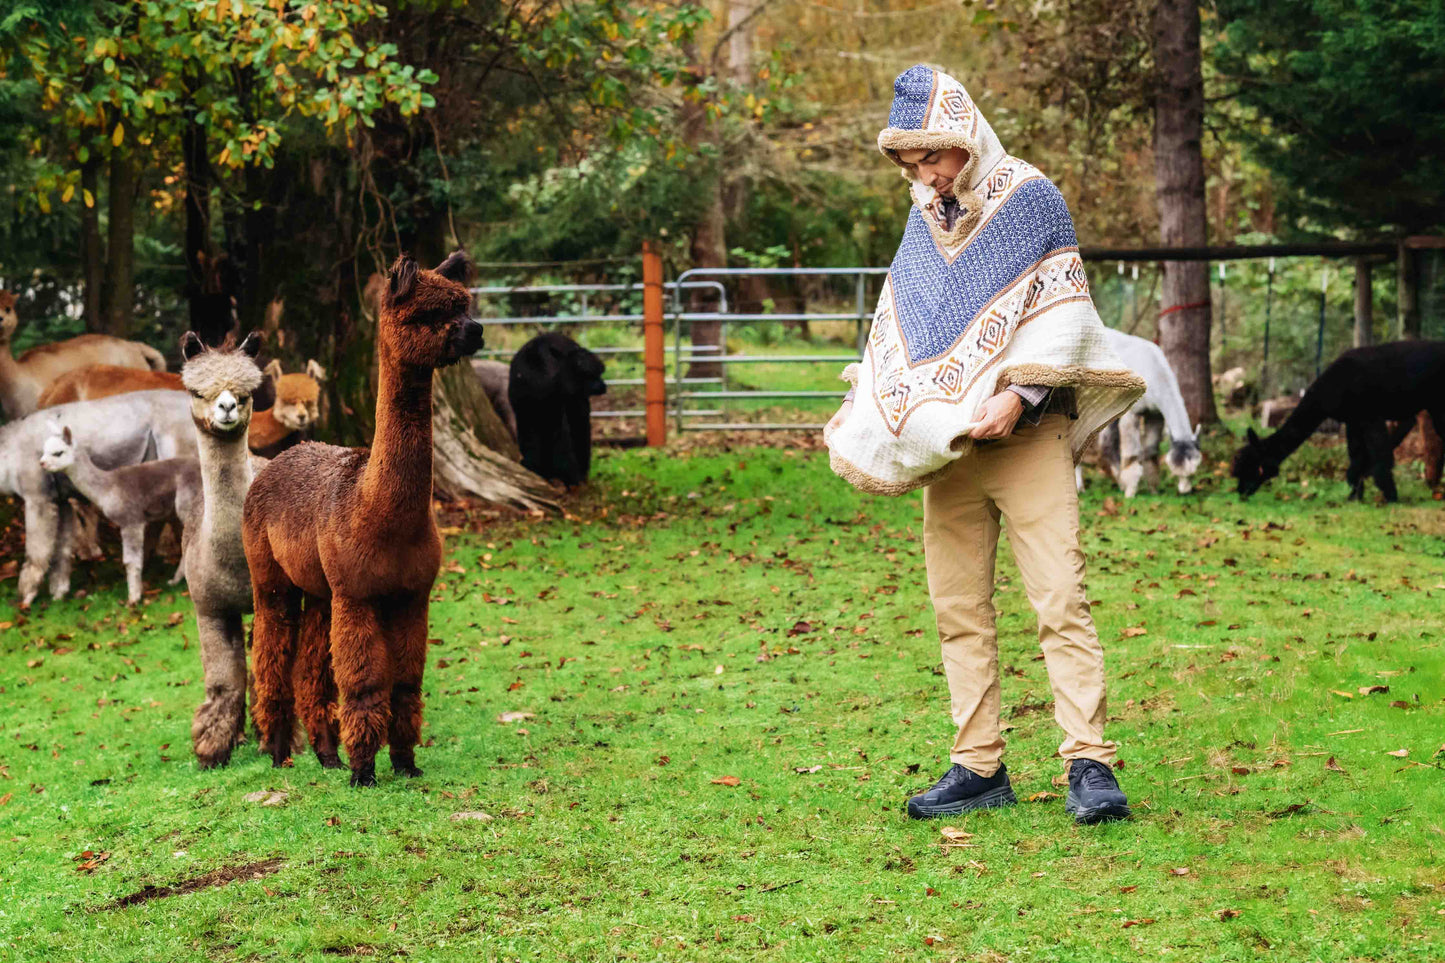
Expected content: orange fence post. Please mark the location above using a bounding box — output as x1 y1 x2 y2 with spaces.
642 241 667 447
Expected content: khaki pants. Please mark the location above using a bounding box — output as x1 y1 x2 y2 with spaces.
922 414 1116 776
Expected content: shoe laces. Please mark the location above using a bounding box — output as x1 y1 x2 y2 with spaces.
1073 760 1116 791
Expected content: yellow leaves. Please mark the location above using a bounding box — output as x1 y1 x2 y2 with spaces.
61 184 74 203
111 123 124 147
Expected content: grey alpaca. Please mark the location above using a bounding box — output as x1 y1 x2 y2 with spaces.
38 426 201 605
1091 328 1202 496
179 331 265 769
0 390 196 607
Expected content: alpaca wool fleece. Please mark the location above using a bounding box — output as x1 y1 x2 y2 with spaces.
828 65 1144 495
182 349 263 398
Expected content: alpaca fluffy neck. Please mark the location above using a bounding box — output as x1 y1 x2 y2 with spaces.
1262 392 1328 463
59 447 114 511
362 341 434 518
196 424 253 549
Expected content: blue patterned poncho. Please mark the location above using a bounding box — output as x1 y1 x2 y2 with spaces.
826 65 1144 495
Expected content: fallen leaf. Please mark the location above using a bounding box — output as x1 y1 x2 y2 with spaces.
1170 867 1190 876
1026 791 1060 802
794 765 822 774
1121 626 1148 638
1358 685 1389 696
506 680 524 692
786 620 815 637
1390 701 1411 709
939 826 974 843
1217 908 1241 920
167 612 184 627
1325 756 1348 774
1119 885 1138 893
1230 767 1250 775
0 793 11 806
450 811 493 822
26 659 42 669
73 850 111 873
1268 803 1308 818
656 756 670 766
496 711 533 724
1122 918 1156 928
711 776 741 787
923 936 941 946
1386 748 1409 758
1330 690 1354 700
732 915 754 923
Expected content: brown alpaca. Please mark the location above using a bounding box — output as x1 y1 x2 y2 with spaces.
248 358 326 458
180 331 266 768
0 290 167 419
244 252 483 786
37 365 183 407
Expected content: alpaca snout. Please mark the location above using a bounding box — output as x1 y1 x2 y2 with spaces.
444 317 486 364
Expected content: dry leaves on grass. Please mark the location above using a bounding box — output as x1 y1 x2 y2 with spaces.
1121 626 1148 639
73 850 111 873
242 790 287 807
1026 791 1061 803
1218 908 1241 920
496 711 533 724
711 776 741 787
1169 867 1190 876
1359 685 1390 695
450 811 493 822
1325 756 1349 774
939 826 975 845
1122 918 1155 928
1386 748 1409 758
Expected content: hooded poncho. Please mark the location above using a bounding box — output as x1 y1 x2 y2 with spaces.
826 65 1145 495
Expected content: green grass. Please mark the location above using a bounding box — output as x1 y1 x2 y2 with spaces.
3 443 1445 962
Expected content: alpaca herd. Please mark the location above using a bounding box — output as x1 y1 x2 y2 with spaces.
3 264 1442 787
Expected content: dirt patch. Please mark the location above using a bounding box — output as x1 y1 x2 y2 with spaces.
103 858 284 909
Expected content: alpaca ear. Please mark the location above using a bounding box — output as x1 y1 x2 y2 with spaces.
388 255 419 304
180 331 205 361
239 330 264 358
1193 423 1202 441
263 358 283 381
305 359 327 382
1246 427 1261 445
62 425 72 445
434 249 473 284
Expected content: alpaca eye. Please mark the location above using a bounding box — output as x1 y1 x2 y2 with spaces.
237 395 250 404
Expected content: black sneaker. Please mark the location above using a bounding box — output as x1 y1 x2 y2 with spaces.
1065 759 1131 824
906 763 1017 819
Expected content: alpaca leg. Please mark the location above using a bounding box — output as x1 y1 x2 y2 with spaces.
331 595 392 787
18 498 60 608
71 501 103 561
120 524 145 606
384 594 430 778
293 595 343 769
1142 412 1165 493
1097 421 1120 484
1364 421 1399 503
1118 413 1145 498
251 579 303 767
1074 465 1084 492
1345 421 1370 500
191 611 248 768
169 556 187 586
48 499 77 601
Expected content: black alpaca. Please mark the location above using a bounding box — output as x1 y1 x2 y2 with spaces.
508 332 606 487
1233 340 1445 502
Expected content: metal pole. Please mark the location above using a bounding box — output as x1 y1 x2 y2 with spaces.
855 273 867 355
1315 266 1330 379
1261 257 1275 398
642 242 666 447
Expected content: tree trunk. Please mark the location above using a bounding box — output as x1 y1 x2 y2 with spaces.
100 149 137 337
1152 0 1216 425
80 158 104 332
431 365 560 512
687 191 727 379
183 95 213 333
1353 257 1373 348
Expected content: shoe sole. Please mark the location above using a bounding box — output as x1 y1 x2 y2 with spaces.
907 785 1018 820
1065 791 1131 825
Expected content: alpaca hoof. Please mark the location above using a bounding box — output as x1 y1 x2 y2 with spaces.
270 754 293 769
350 764 378 788
196 749 233 770
317 752 346 770
394 764 424 778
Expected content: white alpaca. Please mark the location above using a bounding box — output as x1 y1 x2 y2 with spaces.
0 390 197 607
39 426 202 605
1085 329 1202 496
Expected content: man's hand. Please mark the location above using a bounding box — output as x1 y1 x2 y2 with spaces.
971 391 1025 440
824 400 853 442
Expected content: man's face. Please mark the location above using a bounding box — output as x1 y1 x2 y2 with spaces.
895 147 970 197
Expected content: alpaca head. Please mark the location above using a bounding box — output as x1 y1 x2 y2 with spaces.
0 291 17 343
1165 424 1203 494
380 251 485 369
1231 427 1279 498
39 425 76 473
262 358 326 431
181 330 264 437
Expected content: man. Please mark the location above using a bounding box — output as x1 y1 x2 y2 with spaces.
825 65 1145 824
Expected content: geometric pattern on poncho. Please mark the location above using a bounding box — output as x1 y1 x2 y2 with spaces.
888 173 1080 366
869 248 1092 436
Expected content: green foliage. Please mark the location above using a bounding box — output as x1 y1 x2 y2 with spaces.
2 445 1444 960
1214 0 1445 235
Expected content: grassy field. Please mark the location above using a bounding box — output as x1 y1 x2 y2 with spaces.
2 438 1444 962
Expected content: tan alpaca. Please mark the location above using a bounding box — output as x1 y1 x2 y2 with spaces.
179 331 265 769
248 358 326 457
39 426 201 605
37 365 183 407
0 290 167 419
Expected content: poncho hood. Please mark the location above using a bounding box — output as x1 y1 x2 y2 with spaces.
827 65 1145 496
877 64 1008 245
